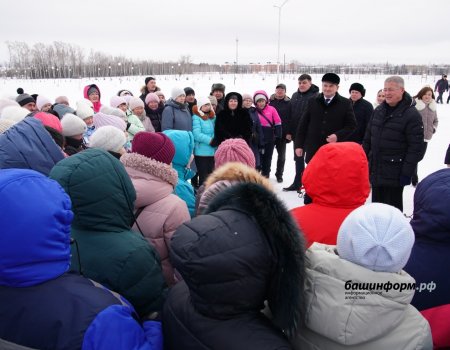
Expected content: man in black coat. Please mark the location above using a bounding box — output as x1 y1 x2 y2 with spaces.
434 74 448 104
348 82 374 144
295 73 356 164
363 76 424 212
283 74 319 192
269 83 291 183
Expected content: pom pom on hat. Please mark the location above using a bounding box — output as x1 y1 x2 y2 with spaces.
322 72 340 85
61 113 87 137
17 88 24 94
132 131 175 165
128 97 144 111
1 106 30 123
36 95 52 111
214 138 256 169
89 125 126 153
171 87 186 100
110 96 127 108
349 83 366 97
93 112 126 131
34 112 63 133
145 93 160 105
337 203 415 273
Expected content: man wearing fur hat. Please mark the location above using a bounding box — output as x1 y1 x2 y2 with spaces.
294 73 356 203
363 76 424 211
348 82 374 144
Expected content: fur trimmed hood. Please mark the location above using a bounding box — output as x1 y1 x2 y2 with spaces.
204 182 306 334
414 98 437 112
120 152 178 187
204 162 273 191
192 105 215 120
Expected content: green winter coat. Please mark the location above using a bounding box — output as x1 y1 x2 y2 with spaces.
49 148 166 317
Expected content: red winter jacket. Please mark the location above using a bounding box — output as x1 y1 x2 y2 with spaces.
290 142 370 247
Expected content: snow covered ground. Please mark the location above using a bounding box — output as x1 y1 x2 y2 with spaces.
1 73 449 215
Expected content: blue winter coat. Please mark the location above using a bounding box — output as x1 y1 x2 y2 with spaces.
161 99 192 132
163 130 196 217
0 169 162 350
192 106 216 157
0 117 64 175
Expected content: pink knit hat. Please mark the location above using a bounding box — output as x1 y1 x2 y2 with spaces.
145 93 160 105
214 138 256 169
110 96 127 108
93 112 126 131
34 112 63 133
132 132 175 165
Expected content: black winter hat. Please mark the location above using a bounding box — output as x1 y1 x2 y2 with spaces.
349 83 366 97
144 76 155 85
211 83 226 93
184 87 195 96
15 88 35 107
321 73 340 85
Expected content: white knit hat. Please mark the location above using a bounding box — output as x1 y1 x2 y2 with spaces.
36 95 52 111
76 100 94 120
0 98 19 115
110 96 127 108
61 113 87 137
0 118 16 134
171 87 186 100
128 97 144 111
1 106 30 123
337 203 415 273
100 106 126 120
89 126 126 153
93 112 126 131
196 96 212 110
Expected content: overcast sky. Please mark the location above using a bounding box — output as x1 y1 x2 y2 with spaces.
1 0 449 66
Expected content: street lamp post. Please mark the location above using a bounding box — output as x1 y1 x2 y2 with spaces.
274 0 288 84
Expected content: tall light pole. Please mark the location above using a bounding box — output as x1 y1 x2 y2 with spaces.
274 0 288 84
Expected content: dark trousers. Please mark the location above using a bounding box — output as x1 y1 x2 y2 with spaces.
412 141 428 185
447 94 450 104
437 91 444 104
274 138 287 177
261 141 275 178
194 156 215 186
372 186 404 212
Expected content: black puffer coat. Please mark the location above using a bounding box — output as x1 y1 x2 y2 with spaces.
348 97 374 144
289 84 319 136
213 92 253 146
363 92 424 187
163 183 306 350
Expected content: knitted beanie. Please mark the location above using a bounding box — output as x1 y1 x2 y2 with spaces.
242 93 253 101
253 93 268 103
0 106 30 123
196 96 212 110
53 104 75 119
87 86 99 96
36 95 52 111
61 113 87 137
128 97 144 111
184 87 195 96
93 112 126 131
214 138 256 169
198 180 237 215
34 112 63 133
132 131 175 165
89 125 126 153
155 91 165 99
76 100 94 120
100 106 126 120
337 203 415 273
145 93 160 105
15 89 35 107
171 87 186 100
0 98 19 115
0 119 16 134
349 83 366 97
110 96 127 108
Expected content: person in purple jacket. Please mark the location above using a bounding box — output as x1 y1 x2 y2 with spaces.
0 169 162 350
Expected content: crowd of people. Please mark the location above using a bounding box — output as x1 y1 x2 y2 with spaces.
0 73 449 349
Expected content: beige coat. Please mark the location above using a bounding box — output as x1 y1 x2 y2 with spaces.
415 99 438 141
121 153 190 286
290 243 432 350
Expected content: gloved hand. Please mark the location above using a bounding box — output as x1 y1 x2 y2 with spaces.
400 175 412 186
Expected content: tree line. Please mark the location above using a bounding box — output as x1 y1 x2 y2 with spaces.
2 41 449 80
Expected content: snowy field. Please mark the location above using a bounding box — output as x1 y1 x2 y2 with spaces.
1 73 449 215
